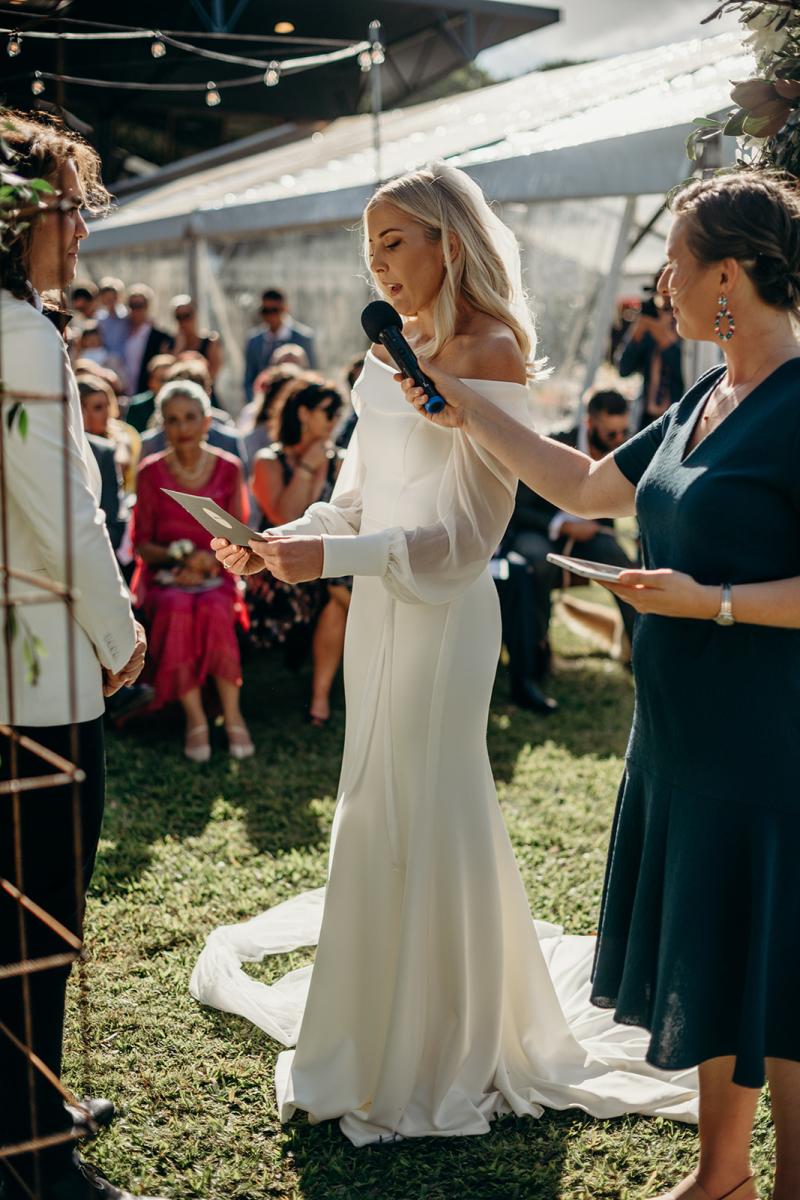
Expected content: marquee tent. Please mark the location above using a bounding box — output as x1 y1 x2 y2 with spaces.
81 31 751 410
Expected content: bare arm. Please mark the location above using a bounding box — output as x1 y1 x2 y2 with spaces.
399 356 637 519
252 450 323 525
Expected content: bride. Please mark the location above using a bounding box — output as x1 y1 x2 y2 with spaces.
191 162 697 1145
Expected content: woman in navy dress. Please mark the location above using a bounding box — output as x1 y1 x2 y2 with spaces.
398 170 800 1200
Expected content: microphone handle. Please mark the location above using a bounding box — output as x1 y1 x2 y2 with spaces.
380 328 446 415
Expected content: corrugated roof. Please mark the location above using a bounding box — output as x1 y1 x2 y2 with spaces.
91 31 751 238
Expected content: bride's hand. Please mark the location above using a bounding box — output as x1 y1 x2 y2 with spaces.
395 358 477 430
249 534 324 584
211 536 264 576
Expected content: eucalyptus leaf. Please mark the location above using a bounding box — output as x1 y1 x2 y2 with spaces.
18 408 28 441
724 108 750 136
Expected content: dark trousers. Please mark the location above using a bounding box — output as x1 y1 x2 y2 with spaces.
0 718 105 1188
509 529 638 646
495 553 548 683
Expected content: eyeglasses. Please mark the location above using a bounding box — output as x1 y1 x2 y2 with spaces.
261 306 283 316
129 299 148 311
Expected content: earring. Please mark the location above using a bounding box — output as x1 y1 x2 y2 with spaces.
714 293 735 341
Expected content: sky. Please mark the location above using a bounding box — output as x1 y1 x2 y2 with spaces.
479 0 742 78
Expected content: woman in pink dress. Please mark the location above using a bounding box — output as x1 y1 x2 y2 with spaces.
132 379 254 762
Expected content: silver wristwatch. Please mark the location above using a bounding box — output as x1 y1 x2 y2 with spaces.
714 582 735 626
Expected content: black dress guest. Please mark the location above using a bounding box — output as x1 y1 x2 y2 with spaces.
396 168 800 1200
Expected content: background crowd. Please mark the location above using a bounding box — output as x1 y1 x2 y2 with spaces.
64 271 686 753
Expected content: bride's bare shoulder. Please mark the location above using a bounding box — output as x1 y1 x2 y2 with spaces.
441 319 526 385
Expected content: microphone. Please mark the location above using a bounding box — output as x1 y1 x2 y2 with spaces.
361 301 446 415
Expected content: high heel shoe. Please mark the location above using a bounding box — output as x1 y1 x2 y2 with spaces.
184 725 211 763
654 1174 758 1200
226 724 254 760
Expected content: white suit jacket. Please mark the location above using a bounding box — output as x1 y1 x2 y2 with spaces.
0 290 136 726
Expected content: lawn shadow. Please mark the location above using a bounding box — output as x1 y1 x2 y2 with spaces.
98 655 340 894
281 1107 599 1200
489 658 633 781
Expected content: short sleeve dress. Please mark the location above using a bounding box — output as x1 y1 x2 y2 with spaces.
590 358 800 1088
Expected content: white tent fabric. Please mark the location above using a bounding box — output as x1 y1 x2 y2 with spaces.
87 32 751 253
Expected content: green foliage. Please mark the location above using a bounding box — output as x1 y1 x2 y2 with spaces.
63 618 777 1199
696 2 800 176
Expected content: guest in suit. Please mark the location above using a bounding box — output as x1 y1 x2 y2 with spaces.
85 432 127 553
121 283 173 395
95 275 129 360
124 353 177 433
243 287 317 402
0 110 158 1200
505 388 637 662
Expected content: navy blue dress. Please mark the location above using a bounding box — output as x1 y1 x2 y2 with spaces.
590 359 800 1087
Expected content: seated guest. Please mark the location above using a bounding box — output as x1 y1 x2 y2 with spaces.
77 373 141 492
132 380 253 762
243 364 312 474
248 379 347 724
504 388 638 682
171 293 223 381
243 287 316 402
85 431 127 553
140 358 245 462
270 342 310 370
122 283 174 395
125 353 177 432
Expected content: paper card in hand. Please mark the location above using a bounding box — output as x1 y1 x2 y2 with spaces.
162 488 266 547
546 553 628 583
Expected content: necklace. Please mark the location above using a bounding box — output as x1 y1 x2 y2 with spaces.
168 448 208 481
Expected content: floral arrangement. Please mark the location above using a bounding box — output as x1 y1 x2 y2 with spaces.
689 2 800 177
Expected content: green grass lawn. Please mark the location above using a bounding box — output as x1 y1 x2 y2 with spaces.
65 601 775 1200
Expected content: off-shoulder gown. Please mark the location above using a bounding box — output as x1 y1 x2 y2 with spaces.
191 353 698 1144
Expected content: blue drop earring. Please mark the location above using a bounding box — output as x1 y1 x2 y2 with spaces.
714 293 735 341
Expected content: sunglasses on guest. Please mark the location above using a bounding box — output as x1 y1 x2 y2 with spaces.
261 305 283 316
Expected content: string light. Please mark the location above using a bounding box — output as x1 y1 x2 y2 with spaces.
150 31 166 58
369 20 385 65
31 70 45 95
205 80 221 106
7 31 21 57
359 49 372 73
274 22 295 34
263 60 280 87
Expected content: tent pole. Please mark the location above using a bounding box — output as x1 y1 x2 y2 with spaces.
578 196 637 447
370 20 384 184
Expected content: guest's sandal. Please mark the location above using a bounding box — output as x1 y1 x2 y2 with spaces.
184 725 211 763
226 724 255 759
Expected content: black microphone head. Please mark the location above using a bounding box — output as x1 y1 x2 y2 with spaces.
361 300 402 343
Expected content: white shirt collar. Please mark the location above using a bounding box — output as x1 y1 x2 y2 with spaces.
264 317 292 341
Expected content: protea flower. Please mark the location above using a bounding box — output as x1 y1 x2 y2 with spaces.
730 76 800 136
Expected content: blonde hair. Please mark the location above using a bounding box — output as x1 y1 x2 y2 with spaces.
364 162 541 379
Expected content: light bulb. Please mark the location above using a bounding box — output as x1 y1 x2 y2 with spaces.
263 61 280 87
31 71 45 96
205 81 221 107
274 21 294 33
371 42 385 66
358 50 372 73
7 32 22 57
151 33 166 58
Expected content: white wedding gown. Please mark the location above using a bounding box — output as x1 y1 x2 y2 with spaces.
191 352 698 1144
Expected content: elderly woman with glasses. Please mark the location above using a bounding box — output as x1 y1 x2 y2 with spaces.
132 379 253 762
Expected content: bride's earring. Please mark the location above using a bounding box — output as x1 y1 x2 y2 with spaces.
714 293 735 341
